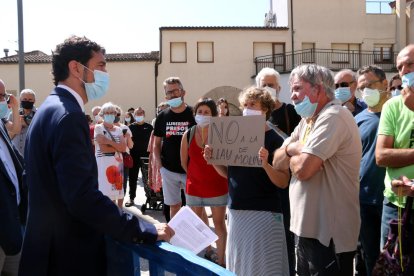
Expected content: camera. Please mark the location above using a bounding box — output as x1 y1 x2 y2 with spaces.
19 108 35 125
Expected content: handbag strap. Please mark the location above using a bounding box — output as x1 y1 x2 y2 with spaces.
103 126 122 156
103 126 116 142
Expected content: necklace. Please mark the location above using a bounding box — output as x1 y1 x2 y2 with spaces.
197 126 207 149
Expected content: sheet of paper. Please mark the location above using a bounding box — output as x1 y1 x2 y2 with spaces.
168 206 218 254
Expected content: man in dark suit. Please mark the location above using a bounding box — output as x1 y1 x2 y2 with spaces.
19 36 173 276
0 79 27 276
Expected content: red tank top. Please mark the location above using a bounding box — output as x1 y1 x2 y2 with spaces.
186 134 228 197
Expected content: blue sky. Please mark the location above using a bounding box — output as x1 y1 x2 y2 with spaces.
0 0 288 57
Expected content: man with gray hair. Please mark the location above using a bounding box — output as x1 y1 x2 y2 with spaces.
334 69 367 116
10 89 36 155
273 64 362 275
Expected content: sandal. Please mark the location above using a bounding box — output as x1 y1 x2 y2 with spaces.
204 250 219 264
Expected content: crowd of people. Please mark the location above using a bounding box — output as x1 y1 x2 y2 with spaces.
1 34 414 276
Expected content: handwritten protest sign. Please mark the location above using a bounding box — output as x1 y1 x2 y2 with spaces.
207 115 265 167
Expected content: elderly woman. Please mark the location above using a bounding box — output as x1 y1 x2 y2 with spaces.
94 102 127 209
204 87 290 275
113 105 134 198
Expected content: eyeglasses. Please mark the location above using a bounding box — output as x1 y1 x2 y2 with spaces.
357 80 381 91
390 85 403 91
335 81 354 89
0 93 10 102
165 88 182 97
263 83 276 88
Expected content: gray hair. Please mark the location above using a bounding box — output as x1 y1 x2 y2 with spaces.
255 67 281 87
163 77 184 91
335 69 357 82
99 102 117 116
91 106 101 114
20 88 36 98
289 64 335 100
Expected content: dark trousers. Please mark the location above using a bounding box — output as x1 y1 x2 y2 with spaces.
123 166 129 194
128 155 147 200
297 237 355 276
359 204 382 276
280 188 296 276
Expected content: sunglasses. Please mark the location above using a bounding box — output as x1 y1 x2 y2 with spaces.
335 81 354 89
390 85 403 91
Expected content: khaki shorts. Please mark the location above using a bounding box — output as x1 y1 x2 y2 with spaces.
159 166 186 205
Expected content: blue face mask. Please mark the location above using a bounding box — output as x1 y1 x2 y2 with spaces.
294 96 317 118
167 97 183 108
392 89 401 97
79 63 110 101
134 116 144 123
0 101 9 118
334 87 352 103
402 71 414 89
103 114 115 124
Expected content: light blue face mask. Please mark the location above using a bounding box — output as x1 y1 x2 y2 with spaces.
334 87 352 103
79 63 110 101
391 89 401 97
134 116 144 123
167 97 183 108
402 71 414 89
294 96 317 118
103 114 115 124
0 101 9 118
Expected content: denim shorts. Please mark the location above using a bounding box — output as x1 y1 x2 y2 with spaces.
185 193 228 207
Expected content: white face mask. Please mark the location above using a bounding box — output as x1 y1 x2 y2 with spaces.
243 108 262 116
195 114 211 127
362 88 380 107
264 86 277 100
94 115 102 123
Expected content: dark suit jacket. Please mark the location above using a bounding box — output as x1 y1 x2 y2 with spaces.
19 87 157 276
0 121 26 255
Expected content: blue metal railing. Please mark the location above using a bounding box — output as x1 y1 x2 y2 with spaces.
106 236 235 276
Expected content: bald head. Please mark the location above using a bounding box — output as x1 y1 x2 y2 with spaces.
334 69 357 99
397 44 414 77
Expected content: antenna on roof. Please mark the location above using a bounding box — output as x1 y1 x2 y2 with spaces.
264 0 277 27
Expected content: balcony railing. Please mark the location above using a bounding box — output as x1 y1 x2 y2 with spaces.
255 48 398 74
106 236 235 276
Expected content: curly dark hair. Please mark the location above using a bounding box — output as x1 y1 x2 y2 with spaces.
52 35 104 86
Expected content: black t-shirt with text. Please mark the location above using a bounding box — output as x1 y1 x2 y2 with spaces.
153 106 195 173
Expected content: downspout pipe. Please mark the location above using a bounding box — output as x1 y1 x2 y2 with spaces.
17 0 25 92
290 0 295 68
154 28 163 115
